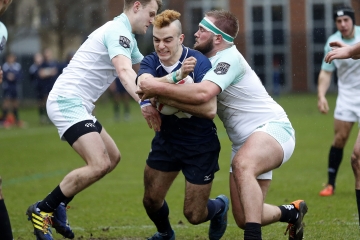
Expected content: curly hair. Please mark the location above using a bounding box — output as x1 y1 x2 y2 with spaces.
153 10 181 29
205 10 239 39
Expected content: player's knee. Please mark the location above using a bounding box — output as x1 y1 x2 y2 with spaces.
142 195 159 210
351 151 360 171
184 209 203 225
92 160 111 179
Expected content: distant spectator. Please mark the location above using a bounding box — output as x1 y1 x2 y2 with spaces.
108 77 131 121
37 48 58 124
0 52 23 127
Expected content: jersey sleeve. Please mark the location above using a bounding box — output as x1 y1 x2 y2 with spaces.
137 54 158 77
193 54 212 83
321 38 336 72
204 55 243 91
103 21 143 64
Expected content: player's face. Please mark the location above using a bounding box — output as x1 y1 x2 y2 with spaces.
194 26 215 55
153 23 184 65
133 0 158 35
335 16 354 39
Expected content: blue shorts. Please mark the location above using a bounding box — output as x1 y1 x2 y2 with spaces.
146 135 221 185
3 87 17 99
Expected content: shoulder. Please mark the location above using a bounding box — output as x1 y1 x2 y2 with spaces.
142 52 159 63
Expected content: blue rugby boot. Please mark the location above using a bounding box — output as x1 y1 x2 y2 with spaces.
209 195 229 240
26 202 53 240
147 230 175 240
52 202 74 239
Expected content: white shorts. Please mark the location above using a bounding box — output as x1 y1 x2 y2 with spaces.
47 93 97 140
229 118 295 180
334 91 360 125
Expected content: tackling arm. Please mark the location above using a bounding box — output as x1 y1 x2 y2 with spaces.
138 79 221 105
158 95 217 119
112 55 140 102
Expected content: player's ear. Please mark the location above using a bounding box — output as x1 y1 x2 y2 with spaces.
179 34 185 44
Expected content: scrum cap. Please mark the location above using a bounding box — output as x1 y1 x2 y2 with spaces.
333 6 355 24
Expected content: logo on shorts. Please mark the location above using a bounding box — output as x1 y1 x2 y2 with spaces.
85 123 95 128
204 174 212 181
0 36 6 53
119 36 130 48
214 62 230 75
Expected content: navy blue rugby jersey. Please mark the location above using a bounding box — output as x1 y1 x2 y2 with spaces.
138 46 218 145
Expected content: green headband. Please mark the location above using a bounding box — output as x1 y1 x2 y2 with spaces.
199 17 234 43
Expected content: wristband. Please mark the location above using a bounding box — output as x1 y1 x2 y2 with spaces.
139 99 151 108
165 69 183 83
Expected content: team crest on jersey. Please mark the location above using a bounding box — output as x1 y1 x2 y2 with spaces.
214 62 230 75
119 36 130 48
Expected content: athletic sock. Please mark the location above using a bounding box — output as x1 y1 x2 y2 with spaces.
147 200 173 238
278 204 299 224
13 108 18 121
62 196 74 206
356 189 360 226
328 146 343 188
205 198 225 221
0 199 13 240
244 222 262 240
38 185 67 213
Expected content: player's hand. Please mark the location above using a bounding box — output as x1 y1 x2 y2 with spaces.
137 77 160 100
180 57 197 79
317 96 329 114
324 41 351 63
141 105 161 132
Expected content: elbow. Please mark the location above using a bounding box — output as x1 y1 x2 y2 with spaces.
194 92 212 104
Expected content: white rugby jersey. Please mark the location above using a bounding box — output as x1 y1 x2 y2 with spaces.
321 26 360 91
51 13 143 103
204 45 287 146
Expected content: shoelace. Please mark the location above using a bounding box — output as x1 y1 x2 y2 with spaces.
284 223 295 237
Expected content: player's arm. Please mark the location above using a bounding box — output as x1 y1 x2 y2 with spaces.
112 55 140 102
317 70 332 114
113 55 161 131
325 41 360 63
158 95 217 119
138 78 221 105
137 57 197 86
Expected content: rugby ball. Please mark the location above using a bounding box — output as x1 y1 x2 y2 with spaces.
156 75 194 115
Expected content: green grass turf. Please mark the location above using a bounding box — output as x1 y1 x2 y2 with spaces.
0 93 359 239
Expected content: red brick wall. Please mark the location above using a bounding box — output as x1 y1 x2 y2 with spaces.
290 0 307 92
229 0 246 57
108 0 124 20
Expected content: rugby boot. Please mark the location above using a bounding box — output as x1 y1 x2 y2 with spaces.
284 200 308 240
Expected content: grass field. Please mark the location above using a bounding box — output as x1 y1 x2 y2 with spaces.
1 93 359 239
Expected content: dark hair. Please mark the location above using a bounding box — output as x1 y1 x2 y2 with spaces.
124 0 162 12
205 10 239 39
333 5 355 24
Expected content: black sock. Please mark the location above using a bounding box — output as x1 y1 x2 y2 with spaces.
0 199 13 240
205 198 225 221
63 196 74 206
38 185 67 213
328 146 343 188
13 108 19 121
244 222 262 240
356 189 360 226
1 109 8 120
147 200 173 238
278 204 298 224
